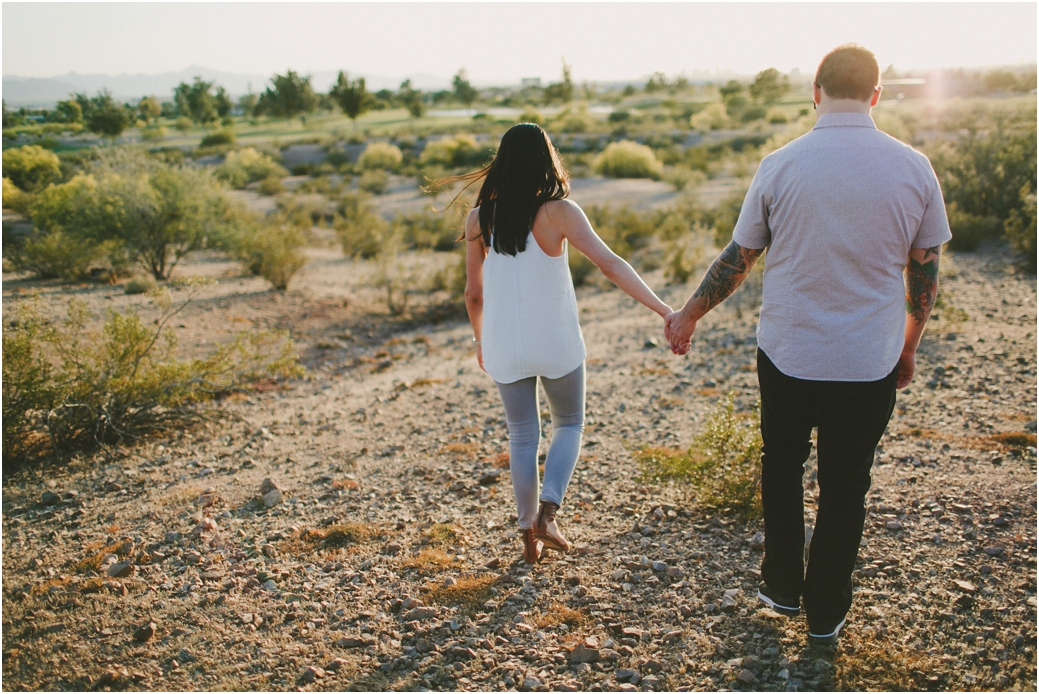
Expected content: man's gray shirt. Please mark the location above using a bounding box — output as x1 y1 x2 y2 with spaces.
733 112 953 381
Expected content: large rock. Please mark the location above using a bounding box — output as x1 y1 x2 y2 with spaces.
404 606 437 621
570 638 600 663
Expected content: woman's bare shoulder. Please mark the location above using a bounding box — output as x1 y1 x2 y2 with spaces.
539 199 583 225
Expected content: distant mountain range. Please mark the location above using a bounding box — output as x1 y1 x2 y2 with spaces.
2 66 454 108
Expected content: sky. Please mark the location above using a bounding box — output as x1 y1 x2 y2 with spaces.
3 2 1036 84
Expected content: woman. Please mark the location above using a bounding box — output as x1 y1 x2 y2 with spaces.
453 123 672 563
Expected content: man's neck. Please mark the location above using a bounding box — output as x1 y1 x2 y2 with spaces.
816 98 872 116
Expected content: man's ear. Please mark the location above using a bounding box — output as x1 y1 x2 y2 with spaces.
813 82 822 107
870 86 882 108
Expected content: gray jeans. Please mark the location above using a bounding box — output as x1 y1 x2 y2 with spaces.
494 363 585 529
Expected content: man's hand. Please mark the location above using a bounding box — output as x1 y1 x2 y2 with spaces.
896 350 915 389
665 309 696 355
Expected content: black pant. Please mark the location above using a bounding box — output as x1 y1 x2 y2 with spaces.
757 348 897 632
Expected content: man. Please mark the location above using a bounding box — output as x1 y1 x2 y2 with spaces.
665 44 951 645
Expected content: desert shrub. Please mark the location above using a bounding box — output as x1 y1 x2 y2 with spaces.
586 205 659 257
1003 189 1036 270
740 105 768 123
519 106 543 124
2 291 300 465
568 245 597 287
215 147 288 189
3 144 61 192
32 149 240 280
944 203 1004 251
199 129 235 148
3 177 32 214
664 166 705 192
140 125 166 142
358 169 389 195
635 392 762 519
592 141 663 180
372 239 420 316
174 117 193 134
257 175 283 196
393 210 459 251
766 108 789 124
358 142 403 171
419 134 493 169
691 102 730 132
5 229 105 280
335 192 388 258
123 275 157 295
706 189 747 246
248 222 308 290
553 107 596 133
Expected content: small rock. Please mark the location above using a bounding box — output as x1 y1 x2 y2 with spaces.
404 606 437 621
644 338 660 349
743 655 762 673
262 489 283 509
513 614 526 624
415 638 435 653
259 478 279 495
600 648 621 661
615 668 637 681
643 659 663 674
300 666 324 683
953 579 977 594
198 517 218 532
478 470 501 486
385 542 403 555
885 519 903 531
335 635 371 648
484 557 502 569
641 675 660 689
738 668 757 684
325 657 348 672
107 562 134 578
522 676 541 691
41 491 62 506
133 622 156 642
667 566 684 579
183 551 202 564
984 545 1006 557
575 544 592 556
570 640 600 663
104 482 123 493
749 532 766 550
401 596 423 610
651 560 668 572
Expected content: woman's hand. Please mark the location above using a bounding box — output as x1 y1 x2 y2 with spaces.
476 343 485 372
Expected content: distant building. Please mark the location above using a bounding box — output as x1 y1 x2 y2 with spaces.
520 78 542 89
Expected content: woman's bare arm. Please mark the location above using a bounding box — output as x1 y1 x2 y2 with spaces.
547 200 672 318
463 208 488 370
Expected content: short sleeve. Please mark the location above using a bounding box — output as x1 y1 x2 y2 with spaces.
731 162 772 249
912 167 953 249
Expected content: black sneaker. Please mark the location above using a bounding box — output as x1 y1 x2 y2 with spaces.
808 617 847 646
757 583 800 617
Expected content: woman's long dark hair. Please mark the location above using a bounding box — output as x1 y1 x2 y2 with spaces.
441 123 569 255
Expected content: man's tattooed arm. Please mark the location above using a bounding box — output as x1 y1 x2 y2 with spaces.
905 245 941 325
691 240 765 312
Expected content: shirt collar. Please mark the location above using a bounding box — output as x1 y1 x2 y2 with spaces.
812 112 878 130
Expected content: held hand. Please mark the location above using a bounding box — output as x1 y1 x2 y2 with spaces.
476 343 485 372
665 309 695 355
896 350 914 389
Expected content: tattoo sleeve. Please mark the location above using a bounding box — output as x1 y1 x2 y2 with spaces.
692 240 764 312
905 245 941 325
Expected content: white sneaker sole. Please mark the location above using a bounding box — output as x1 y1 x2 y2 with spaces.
808 617 847 644
757 589 800 616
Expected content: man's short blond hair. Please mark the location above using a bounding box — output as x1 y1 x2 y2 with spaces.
815 44 880 101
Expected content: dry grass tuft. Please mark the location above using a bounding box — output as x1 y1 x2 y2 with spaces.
423 522 462 546
492 451 510 469
72 540 131 574
444 441 480 457
979 431 1037 450
423 574 500 613
533 603 589 629
401 548 456 574
332 478 360 490
410 378 448 388
830 633 942 691
301 523 377 549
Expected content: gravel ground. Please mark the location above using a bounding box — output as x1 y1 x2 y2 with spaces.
2 247 1035 692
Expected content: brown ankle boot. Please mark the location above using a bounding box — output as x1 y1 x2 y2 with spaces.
534 501 570 553
521 528 542 564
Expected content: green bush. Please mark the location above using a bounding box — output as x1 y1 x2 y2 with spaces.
5 229 103 280
3 176 32 214
393 210 459 251
592 141 663 180
1003 189 1036 270
31 149 239 280
358 169 389 195
174 117 193 134
240 220 308 290
215 147 288 189
766 108 789 124
3 144 61 192
123 275 157 295
257 175 284 196
419 134 493 169
358 142 404 171
634 392 762 519
334 192 388 258
945 203 1003 251
690 102 729 132
199 128 235 148
2 292 300 465
140 125 166 142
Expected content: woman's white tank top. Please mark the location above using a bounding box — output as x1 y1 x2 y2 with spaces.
482 231 586 384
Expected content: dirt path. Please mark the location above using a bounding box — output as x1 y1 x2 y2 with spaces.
1 248 1035 692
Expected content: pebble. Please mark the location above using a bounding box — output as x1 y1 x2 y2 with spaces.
262 489 283 509
300 666 324 683
41 490 62 506
404 606 437 621
885 519 903 531
107 562 134 578
749 531 766 550
738 668 757 684
324 658 347 672
570 638 600 663
521 676 541 691
133 622 156 642
651 560 668 572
